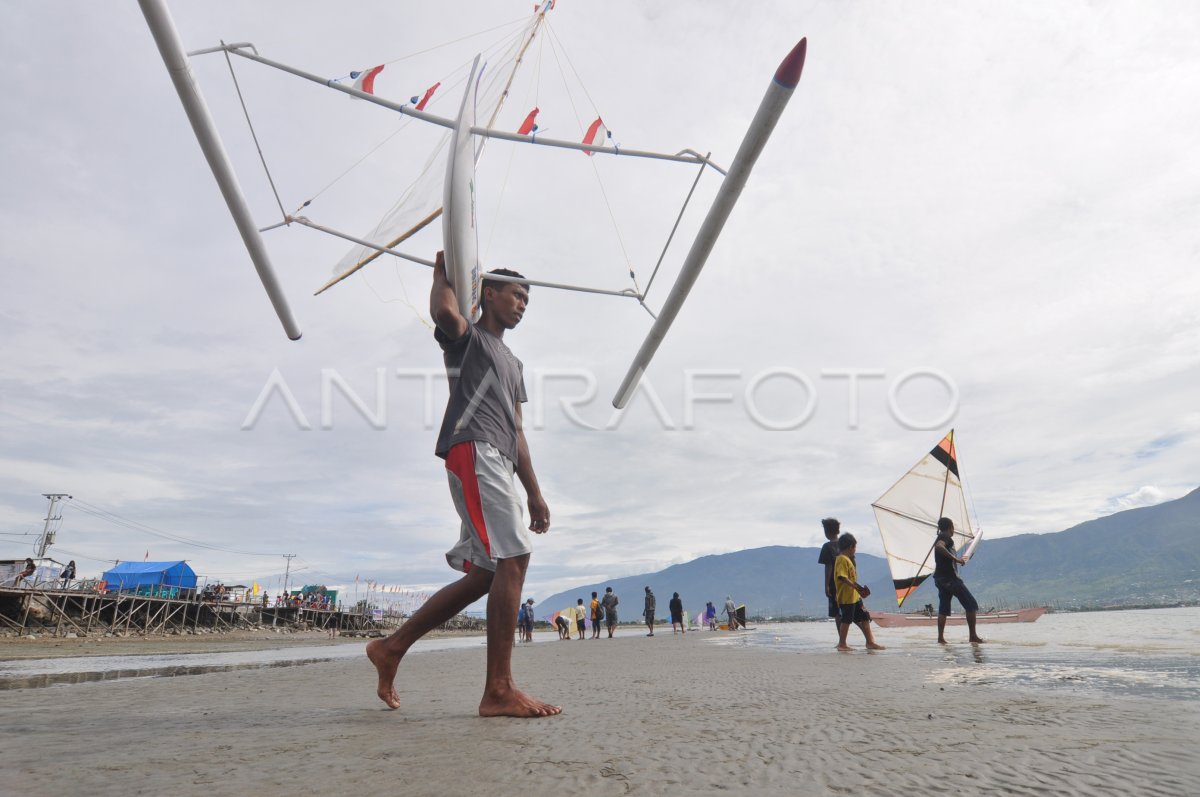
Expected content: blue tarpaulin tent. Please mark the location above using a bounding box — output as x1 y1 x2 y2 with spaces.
101 561 197 594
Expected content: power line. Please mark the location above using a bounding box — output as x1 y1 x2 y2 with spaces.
67 498 285 557
44 547 119 565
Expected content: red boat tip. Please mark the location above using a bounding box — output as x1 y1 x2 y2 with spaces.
773 38 807 89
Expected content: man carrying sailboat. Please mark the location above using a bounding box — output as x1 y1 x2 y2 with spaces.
933 517 984 645
367 252 560 718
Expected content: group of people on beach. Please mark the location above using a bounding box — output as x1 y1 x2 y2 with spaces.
524 587 742 641
543 587 621 640
642 591 743 636
819 517 983 649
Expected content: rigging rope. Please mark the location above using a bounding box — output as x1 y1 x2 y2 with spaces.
360 264 434 330
545 22 640 294
373 16 528 71
643 155 709 300
222 41 288 223
297 23 531 217
482 21 547 261
294 118 417 214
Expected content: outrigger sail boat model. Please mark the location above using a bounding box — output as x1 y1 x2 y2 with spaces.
870 431 1046 627
138 0 808 408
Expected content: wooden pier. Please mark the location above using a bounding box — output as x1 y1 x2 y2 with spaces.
0 583 378 637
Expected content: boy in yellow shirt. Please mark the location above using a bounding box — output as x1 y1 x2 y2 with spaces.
834 534 885 652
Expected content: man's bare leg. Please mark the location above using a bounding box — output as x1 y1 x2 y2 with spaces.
479 554 561 717
966 610 985 644
937 614 948 644
366 566 493 709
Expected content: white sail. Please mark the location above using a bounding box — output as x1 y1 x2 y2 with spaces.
871 430 977 607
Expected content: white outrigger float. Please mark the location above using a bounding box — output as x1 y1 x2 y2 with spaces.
138 0 807 407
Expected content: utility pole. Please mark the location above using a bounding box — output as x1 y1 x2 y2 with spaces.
281 554 296 598
37 494 71 559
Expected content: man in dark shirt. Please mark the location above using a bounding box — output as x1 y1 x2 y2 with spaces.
669 592 686 635
368 252 559 718
933 517 983 645
601 587 619 638
817 518 843 644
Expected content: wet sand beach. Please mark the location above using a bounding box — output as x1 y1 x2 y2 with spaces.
3 632 1197 796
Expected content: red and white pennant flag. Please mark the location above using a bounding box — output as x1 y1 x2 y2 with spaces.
582 117 608 156
350 65 384 95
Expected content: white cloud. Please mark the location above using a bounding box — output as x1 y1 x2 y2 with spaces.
1111 486 1166 512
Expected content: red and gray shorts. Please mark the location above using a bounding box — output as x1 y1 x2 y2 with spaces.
444 441 531 573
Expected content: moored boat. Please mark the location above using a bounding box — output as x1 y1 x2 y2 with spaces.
871 606 1047 628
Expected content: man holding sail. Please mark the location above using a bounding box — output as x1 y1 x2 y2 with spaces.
367 252 560 718
932 517 984 645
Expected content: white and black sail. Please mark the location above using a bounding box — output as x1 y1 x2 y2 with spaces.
871 430 980 608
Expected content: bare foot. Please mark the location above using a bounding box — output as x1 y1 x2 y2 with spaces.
366 638 402 710
836 644 852 652
867 643 886 650
970 637 986 644
479 686 562 718
937 638 948 645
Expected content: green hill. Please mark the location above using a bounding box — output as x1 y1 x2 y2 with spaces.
964 486 1200 607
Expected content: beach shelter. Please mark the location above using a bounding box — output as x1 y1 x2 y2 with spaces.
101 561 197 592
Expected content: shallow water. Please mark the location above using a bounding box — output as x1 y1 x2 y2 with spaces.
705 606 1200 701
4 609 1196 699
0 633 490 690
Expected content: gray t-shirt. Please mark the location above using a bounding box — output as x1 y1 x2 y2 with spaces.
601 592 619 617
435 324 527 465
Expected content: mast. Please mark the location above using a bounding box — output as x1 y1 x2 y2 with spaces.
898 429 955 609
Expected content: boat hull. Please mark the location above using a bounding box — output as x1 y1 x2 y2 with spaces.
871 606 1047 628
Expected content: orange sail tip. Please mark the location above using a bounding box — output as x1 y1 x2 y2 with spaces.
773 38 807 89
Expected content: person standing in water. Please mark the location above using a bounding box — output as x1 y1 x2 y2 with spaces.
817 518 844 646
933 517 984 645
367 252 560 718
833 534 885 652
723 595 739 630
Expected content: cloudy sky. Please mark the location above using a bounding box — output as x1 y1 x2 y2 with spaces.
2 1 1197 607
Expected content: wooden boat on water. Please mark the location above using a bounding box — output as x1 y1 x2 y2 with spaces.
871 606 1047 628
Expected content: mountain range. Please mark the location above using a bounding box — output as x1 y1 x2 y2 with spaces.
535 487 1200 618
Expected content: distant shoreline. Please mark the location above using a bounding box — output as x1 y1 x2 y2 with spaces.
6 603 1196 662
